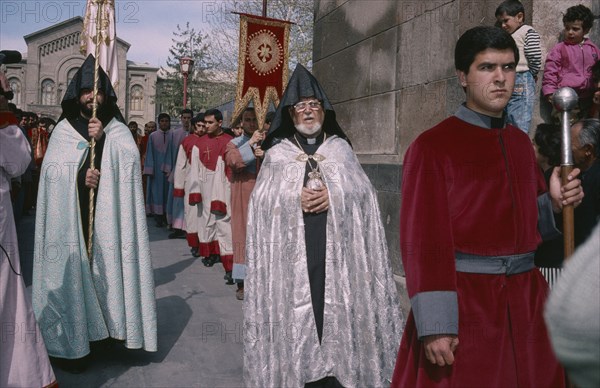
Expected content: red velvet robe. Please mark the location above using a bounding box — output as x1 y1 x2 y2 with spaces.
392 115 565 387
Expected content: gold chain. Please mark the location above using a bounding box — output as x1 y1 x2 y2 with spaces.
293 133 326 173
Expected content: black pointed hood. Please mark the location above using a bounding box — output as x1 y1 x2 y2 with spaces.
58 54 125 124
263 64 349 150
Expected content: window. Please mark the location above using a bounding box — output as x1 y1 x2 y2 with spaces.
130 85 143 111
8 78 21 107
41 79 56 105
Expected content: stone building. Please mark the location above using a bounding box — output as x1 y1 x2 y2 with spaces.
312 0 600 310
4 16 158 125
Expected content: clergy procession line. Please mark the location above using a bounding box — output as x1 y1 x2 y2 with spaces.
2 2 600 387
143 106 262 301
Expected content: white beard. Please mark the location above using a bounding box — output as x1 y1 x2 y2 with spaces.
295 122 322 138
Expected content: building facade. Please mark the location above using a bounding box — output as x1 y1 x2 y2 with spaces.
5 16 158 125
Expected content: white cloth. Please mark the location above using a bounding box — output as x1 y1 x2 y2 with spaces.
189 146 232 257
244 136 403 387
33 118 157 359
173 143 197 236
545 223 600 388
0 124 56 387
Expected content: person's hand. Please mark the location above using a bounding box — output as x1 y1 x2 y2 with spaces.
253 146 264 160
88 117 104 141
549 167 584 212
85 168 100 189
301 186 329 213
423 334 459 367
249 130 265 147
547 95 554 104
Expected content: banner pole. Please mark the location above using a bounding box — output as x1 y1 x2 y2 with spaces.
87 0 105 262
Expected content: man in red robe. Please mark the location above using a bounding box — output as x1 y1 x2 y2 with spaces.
188 109 234 281
224 107 264 300
173 113 205 256
392 26 583 387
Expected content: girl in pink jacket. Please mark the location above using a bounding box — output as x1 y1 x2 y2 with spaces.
542 4 600 116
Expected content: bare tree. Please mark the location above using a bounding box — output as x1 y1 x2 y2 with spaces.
156 1 313 116
155 22 235 116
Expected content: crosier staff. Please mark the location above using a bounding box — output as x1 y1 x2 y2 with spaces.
552 87 578 260
87 0 107 260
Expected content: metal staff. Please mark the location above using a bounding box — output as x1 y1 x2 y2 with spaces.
87 0 106 260
552 87 578 260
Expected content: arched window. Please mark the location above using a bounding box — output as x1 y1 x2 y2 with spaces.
41 79 56 105
66 68 78 88
130 85 143 111
8 78 22 107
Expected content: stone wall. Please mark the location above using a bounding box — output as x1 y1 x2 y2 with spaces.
313 0 598 313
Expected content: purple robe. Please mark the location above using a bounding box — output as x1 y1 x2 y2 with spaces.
144 129 171 215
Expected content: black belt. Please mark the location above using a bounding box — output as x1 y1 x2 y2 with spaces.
455 251 535 275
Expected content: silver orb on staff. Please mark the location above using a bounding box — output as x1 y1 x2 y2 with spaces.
553 86 578 259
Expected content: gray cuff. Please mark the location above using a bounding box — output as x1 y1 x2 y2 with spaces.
410 291 458 339
238 141 256 165
538 193 561 241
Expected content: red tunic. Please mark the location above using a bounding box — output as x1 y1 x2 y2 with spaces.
173 134 203 199
138 134 149 165
191 132 233 269
224 137 258 278
392 115 564 387
32 128 49 166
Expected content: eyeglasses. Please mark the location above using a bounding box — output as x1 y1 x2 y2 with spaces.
293 100 321 112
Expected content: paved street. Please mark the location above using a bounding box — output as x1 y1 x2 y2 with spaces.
18 213 244 388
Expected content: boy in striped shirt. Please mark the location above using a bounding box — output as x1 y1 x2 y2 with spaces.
496 0 541 133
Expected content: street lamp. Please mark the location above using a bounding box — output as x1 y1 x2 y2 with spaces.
179 56 194 109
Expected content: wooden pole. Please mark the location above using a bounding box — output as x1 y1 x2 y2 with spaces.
561 166 575 258
552 88 578 388
262 0 267 17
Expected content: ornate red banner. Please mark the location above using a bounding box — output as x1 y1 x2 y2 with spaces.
232 13 291 130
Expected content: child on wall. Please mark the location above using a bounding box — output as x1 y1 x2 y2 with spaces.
496 0 542 133
542 4 600 119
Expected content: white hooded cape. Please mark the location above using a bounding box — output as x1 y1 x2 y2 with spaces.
33 118 157 358
244 136 403 387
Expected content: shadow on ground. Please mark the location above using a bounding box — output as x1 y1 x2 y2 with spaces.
154 256 197 287
52 295 192 387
